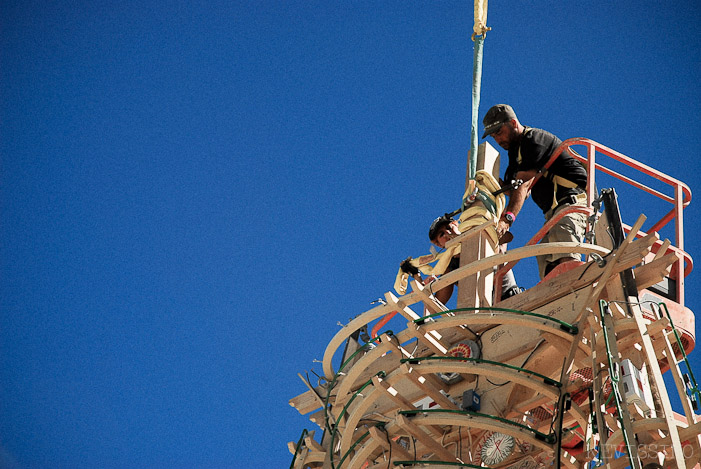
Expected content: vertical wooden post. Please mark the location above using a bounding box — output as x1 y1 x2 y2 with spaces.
456 234 494 309
456 142 500 310
471 141 501 183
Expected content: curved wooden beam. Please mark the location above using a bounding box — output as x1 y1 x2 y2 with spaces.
401 412 555 453
415 311 578 341
406 359 560 401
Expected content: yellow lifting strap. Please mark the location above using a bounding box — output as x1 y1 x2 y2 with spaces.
393 170 505 295
473 0 490 37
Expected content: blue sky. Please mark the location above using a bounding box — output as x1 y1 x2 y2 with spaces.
1 2 700 468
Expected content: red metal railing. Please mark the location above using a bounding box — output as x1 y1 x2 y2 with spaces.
496 137 692 306
377 137 692 338
494 205 594 298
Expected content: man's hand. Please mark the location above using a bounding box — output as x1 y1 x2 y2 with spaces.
496 219 510 239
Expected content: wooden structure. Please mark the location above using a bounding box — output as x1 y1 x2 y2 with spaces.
288 140 699 468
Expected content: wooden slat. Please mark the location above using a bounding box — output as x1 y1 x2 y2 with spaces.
395 414 457 461
398 364 456 409
367 426 412 461
500 231 659 313
632 253 677 291
404 412 555 453
289 388 324 415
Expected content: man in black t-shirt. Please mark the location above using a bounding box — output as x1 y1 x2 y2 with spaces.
482 104 589 278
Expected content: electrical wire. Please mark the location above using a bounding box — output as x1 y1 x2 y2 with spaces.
486 339 545 387
577 250 613 281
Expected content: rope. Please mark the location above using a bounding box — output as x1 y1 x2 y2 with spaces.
469 35 484 180
468 0 490 179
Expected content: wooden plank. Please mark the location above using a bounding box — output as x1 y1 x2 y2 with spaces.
444 219 494 250
598 304 642 465
308 408 326 430
632 253 676 291
614 420 701 467
407 360 560 402
372 375 444 437
338 386 383 457
629 300 687 467
372 375 420 410
330 328 444 412
406 322 449 356
415 310 580 342
475 141 501 181
409 279 449 316
580 214 647 320
398 364 456 409
337 366 449 456
659 328 698 422
653 238 671 261
291 446 308 469
289 388 324 415
304 432 324 453
334 335 395 406
321 301 396 379
344 432 379 469
556 217 648 415
367 426 413 461
457 231 494 310
395 414 457 461
499 231 659 313
433 241 611 296
404 412 555 453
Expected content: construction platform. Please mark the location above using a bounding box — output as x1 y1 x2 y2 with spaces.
288 140 700 469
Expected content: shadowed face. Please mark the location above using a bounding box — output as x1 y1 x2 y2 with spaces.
492 120 518 150
431 222 460 248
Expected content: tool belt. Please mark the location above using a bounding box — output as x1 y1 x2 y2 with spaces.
556 190 586 208
546 189 587 219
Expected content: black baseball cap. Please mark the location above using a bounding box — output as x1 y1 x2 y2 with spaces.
482 104 517 139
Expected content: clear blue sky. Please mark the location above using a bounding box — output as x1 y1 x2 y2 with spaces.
2 2 700 468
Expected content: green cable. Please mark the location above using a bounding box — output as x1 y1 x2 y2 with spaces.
325 333 385 423
658 302 700 407
336 429 370 468
325 332 391 468
393 461 482 468
399 408 556 444
336 372 384 423
598 300 636 469
328 370 385 466
562 423 582 435
338 333 387 376
468 35 484 180
289 428 308 469
399 355 562 388
415 306 578 335
553 392 571 468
